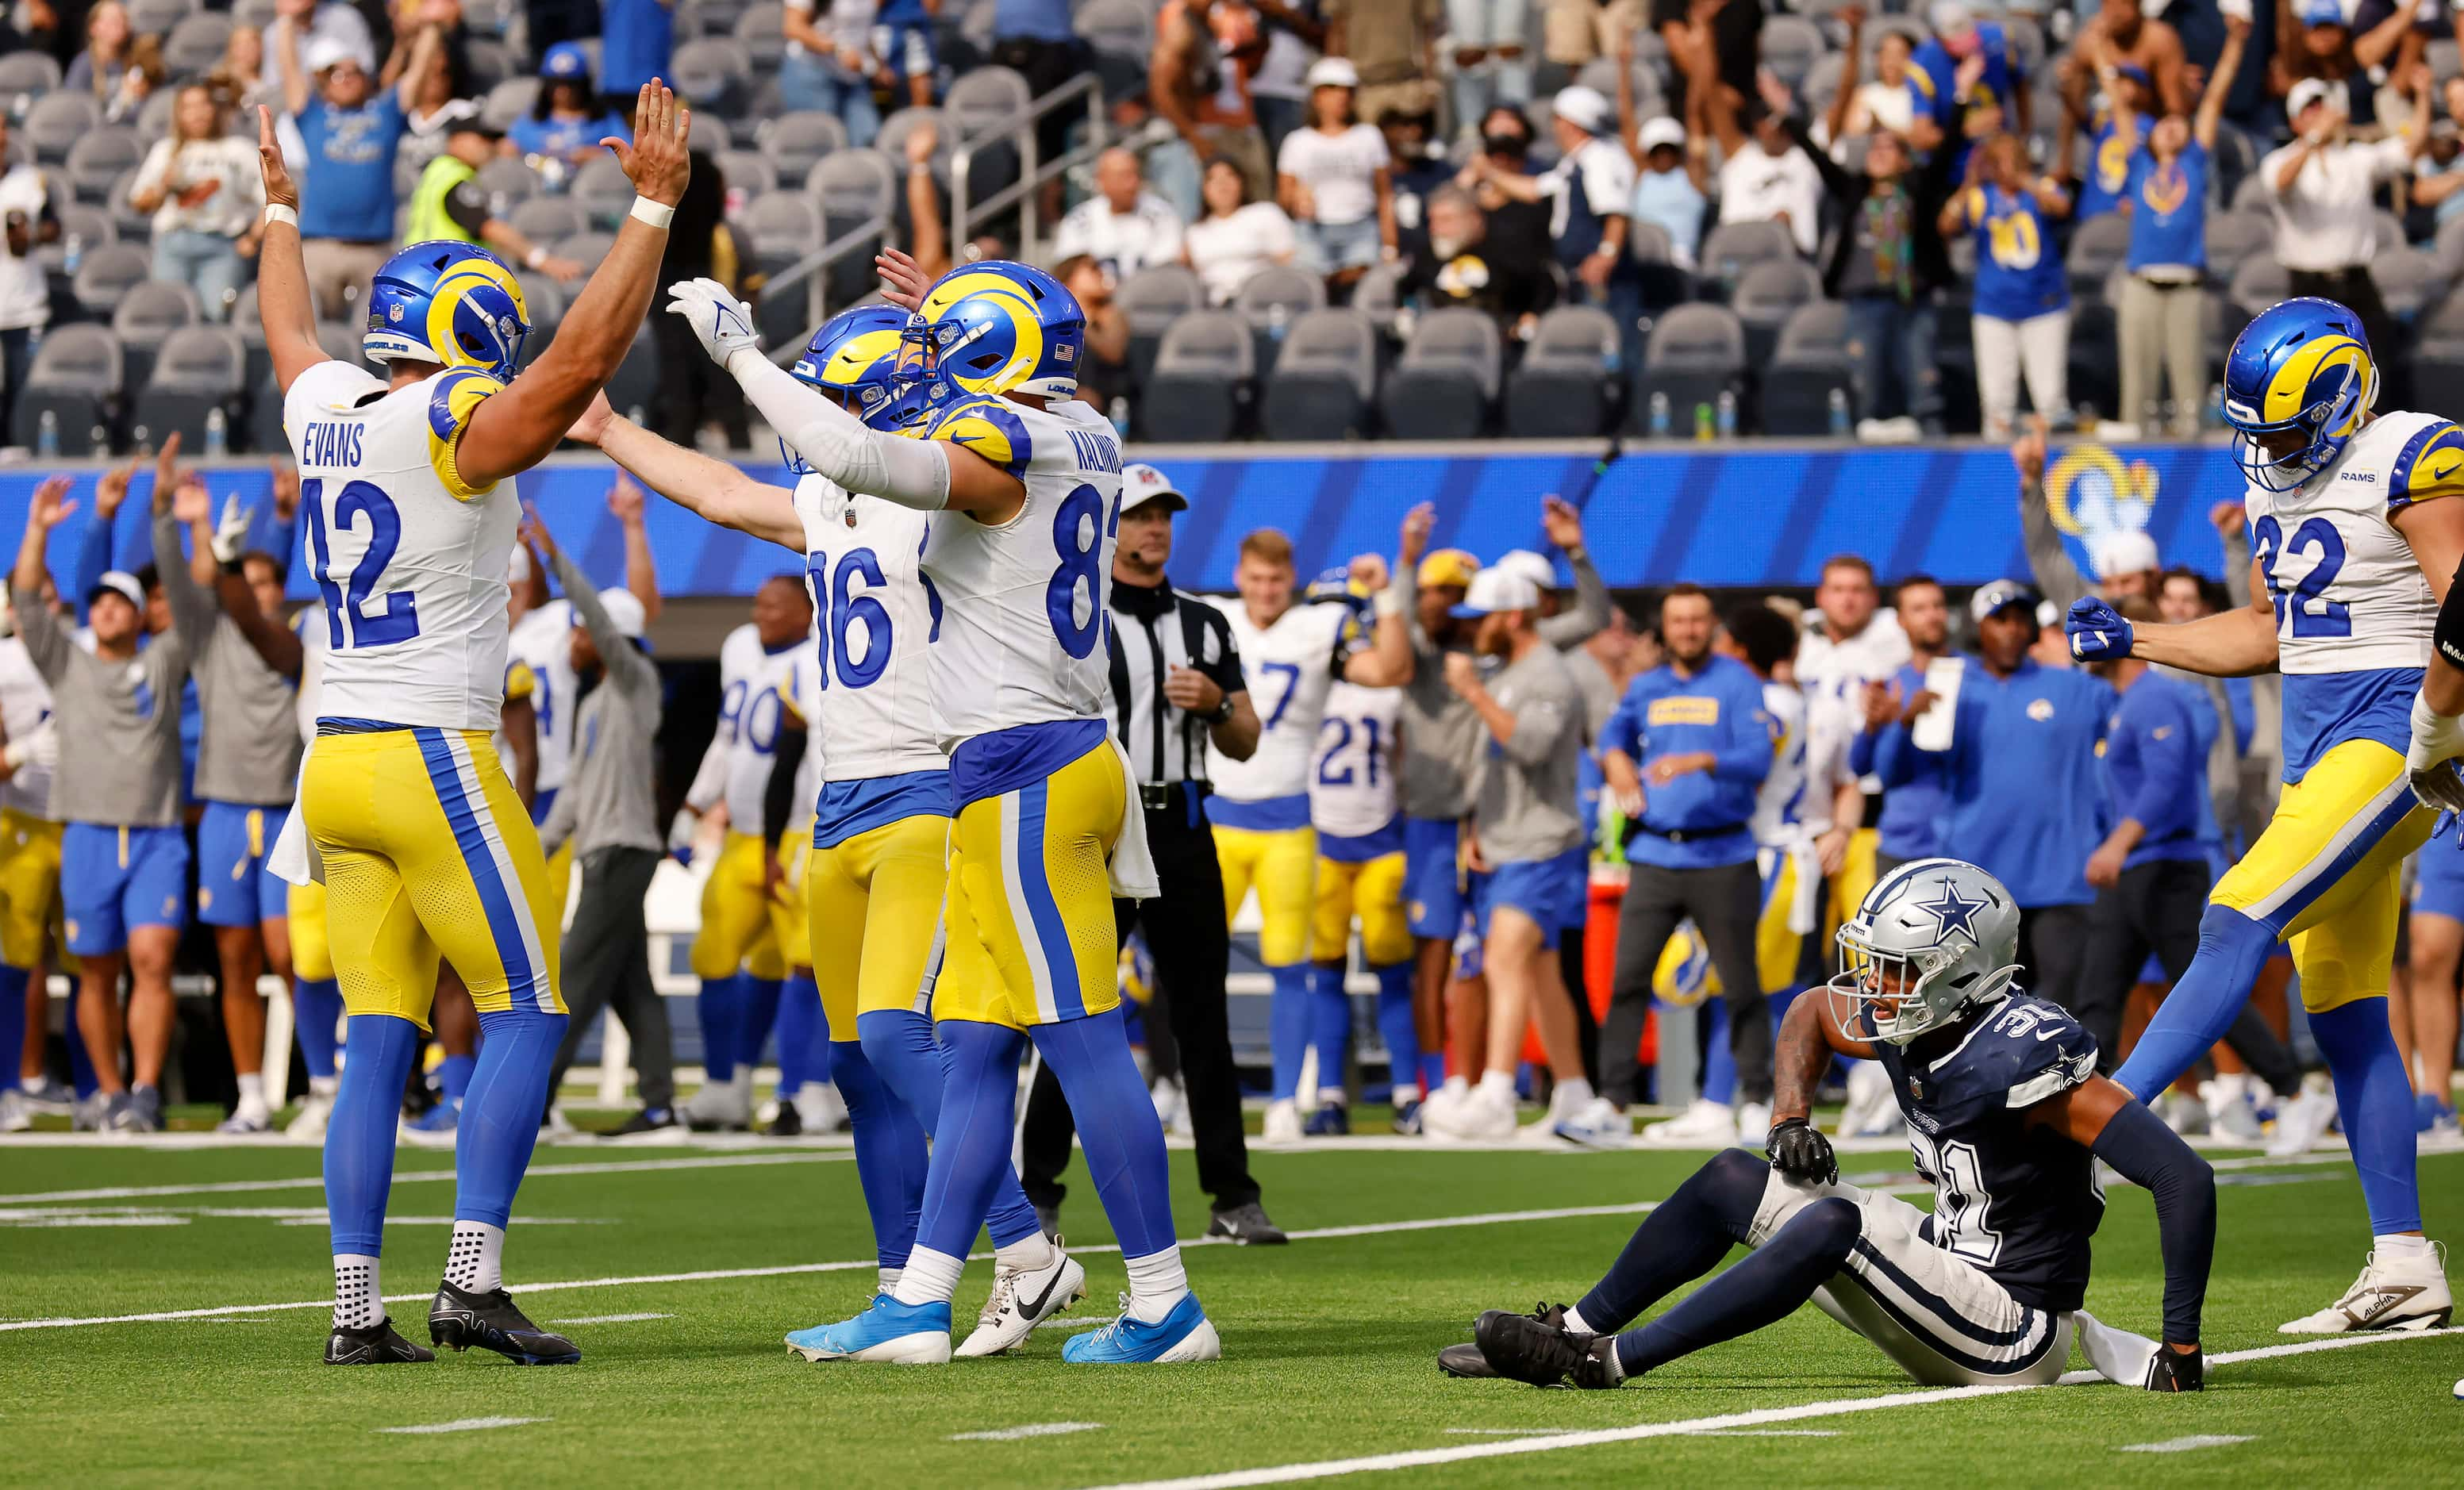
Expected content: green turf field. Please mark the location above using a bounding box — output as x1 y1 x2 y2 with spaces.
4 1130 2461 1487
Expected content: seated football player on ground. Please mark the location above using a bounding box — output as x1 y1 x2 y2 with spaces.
1453 858 2216 1392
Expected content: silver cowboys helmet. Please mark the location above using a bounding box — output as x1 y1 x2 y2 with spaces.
1828 858 2023 1044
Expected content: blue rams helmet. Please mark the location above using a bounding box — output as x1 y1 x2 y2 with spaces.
900 260 1086 409
782 305 920 471
363 240 532 381
2219 297 2378 493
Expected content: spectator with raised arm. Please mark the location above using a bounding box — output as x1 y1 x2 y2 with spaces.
1152 0 1274 205
1822 6 1940 154
2057 49 2158 225
1324 0 1441 130
1614 34 1707 269
2064 0 2192 117
1711 73 1823 259
2273 0 2373 126
275 2 434 317
2262 66 2428 381
1655 0 1761 123
1940 131 2073 438
1912 2 2029 167
1474 86 1633 328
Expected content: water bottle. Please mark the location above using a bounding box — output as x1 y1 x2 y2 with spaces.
1828 386 1851 438
35 407 56 457
1268 302 1289 341
61 232 80 276
1715 389 1737 440
203 406 227 458
1647 390 1670 438
1693 401 1713 441
1108 396 1130 441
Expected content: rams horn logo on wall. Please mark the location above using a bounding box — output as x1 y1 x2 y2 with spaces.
2045 443 2160 578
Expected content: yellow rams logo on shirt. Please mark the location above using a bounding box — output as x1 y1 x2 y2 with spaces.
2027 698 2055 722
2140 158 2190 216
1647 697 1720 727
1435 254 1493 300
2095 130 2131 194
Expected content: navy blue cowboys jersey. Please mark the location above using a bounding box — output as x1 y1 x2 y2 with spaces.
1869 994 2104 1312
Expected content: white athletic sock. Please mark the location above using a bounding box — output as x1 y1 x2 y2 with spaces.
333 1253 383 1331
1441 1073 1470 1099
236 1073 265 1111
1124 1245 1190 1323
1562 1304 1594 1334
877 1266 903 1294
444 1221 505 1293
2374 1232 2433 1261
1477 1069 1515 1104
891 1246 966 1308
1555 1077 1596 1109
994 1231 1055 1274
1392 1081 1422 1105
309 1075 339 1098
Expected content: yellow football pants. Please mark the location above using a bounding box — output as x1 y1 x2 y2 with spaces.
1217 822 1317 967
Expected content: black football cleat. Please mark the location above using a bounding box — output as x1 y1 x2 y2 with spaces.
1440 1301 1566 1378
765 1102 803 1137
325 1316 436 1365
428 1281 582 1365
1472 1308 1620 1388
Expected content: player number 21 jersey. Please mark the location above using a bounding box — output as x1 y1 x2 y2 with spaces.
283 359 516 732
916 394 1124 751
1310 678 1399 839
793 474 948 781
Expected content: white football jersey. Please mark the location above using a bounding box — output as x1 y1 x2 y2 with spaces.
793 474 949 781
2246 409 2458 678
284 359 517 732
505 600 576 794
1795 608 1910 796
1310 679 1400 840
1208 598 1355 805
1750 681 1813 850
0 633 55 817
786 646 823 819
294 607 326 743
708 621 805 828
917 395 1124 751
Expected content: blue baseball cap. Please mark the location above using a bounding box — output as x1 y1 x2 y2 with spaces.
540 41 591 80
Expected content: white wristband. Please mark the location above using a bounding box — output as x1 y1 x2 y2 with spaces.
263 203 298 228
525 245 547 269
629 195 675 229
1373 586 1405 619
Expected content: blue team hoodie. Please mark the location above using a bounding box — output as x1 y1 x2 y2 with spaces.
2105 670 2220 869
1601 653 1774 870
1852 659 1951 862
1874 655 2113 908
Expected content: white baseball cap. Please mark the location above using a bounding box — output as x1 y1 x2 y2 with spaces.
2093 528 2160 581
304 36 369 73
1121 462 1188 513
1930 1 1976 36
582 589 648 639
2287 76 2348 124
1637 115 1688 153
1552 85 1616 138
1493 549 1559 591
1305 56 1359 90
1451 567 1542 618
87 570 146 613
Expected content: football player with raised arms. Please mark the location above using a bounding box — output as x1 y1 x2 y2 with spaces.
252 84 691 1365
2069 298 2456 1332
667 252 1215 1364
1459 859 2216 1394
563 304 1085 1360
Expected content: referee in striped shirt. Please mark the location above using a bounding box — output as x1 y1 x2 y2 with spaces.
1018 463 1289 1244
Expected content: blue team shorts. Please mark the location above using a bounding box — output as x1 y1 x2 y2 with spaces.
1404 814 1466 940
2416 826 2464 924
196 801 290 928
1481 858 1576 950
1547 843 1590 934
872 20 936 77
61 822 190 956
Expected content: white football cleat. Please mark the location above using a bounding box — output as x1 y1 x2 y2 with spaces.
796 1081 848 1134
0 1088 31 1132
1836 1060 1902 1138
1260 1097 1304 1143
1553 1096 1632 1149
1736 1100 1772 1143
285 1089 335 1142
680 1071 755 1131
1643 1097 1739 1147
2278 1243 2453 1333
2265 1086 2339 1158
955 1237 1086 1357
216 1103 273 1135
2155 1091 2209 1137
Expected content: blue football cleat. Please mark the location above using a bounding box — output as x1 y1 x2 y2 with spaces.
1060 1292 1221 1364
1303 1101 1350 1136
1392 1098 1422 1136
401 1097 459 1146
785 1295 952 1364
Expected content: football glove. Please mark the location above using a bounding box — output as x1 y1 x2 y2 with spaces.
1765 1116 1839 1187
2407 691 2464 814
2 718 56 773
2066 596 2134 662
209 494 252 566
664 276 763 370
666 806 700 866
2144 1344 2204 1392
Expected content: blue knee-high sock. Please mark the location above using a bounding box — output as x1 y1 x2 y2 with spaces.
2308 999 2424 1235
293 978 343 1080
453 1006 568 1229
1268 963 1311 1102
1307 965 1352 1097
325 1014 421 1256
861 1008 1043 1248
1374 962 1420 1097
829 1037 928 1269
1699 999 1736 1105
0 964 26 1092
1032 1006 1178 1259
698 973 747 1083
437 1053 476 1103
738 975 784 1075
775 977 821 1094
913 1019 1031 1260
1420 1051 1448 1092
1613 1193 1863 1377
64 979 95 1100
2114 904 2276 1101
1576 1147 1768 1331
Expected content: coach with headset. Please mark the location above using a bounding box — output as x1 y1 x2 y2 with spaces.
1017 463 1289 1246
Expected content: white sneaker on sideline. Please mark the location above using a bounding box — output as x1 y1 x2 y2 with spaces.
285 1090 334 1142
2278 1242 2453 1333
1837 1061 1902 1138
1644 1098 1739 1146
1736 1100 1772 1144
2266 1086 2339 1157
2155 1090 2209 1137
0 1088 30 1132
1516 1083 1585 1146
1554 1096 1632 1149
1435 1084 1517 1142
217 1103 273 1135
1261 1097 1304 1143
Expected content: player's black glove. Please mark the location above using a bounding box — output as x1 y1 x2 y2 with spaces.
2145 1345 2205 1392
1764 1116 1839 1187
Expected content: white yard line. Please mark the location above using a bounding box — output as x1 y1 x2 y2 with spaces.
548 1312 673 1326
0 1151 851 1205
1071 1331 2464 1490
375 1417 552 1436
2118 1435 2258 1454
950 1423 1108 1442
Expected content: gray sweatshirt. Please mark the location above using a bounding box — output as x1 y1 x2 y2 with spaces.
1472 641 1585 863
156 541 302 807
11 512 194 827
538 547 663 861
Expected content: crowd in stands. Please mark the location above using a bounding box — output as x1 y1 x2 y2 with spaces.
9 0 2464 450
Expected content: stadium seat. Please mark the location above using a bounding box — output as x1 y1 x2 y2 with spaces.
465 36 514 90
162 10 232 77
2228 253 2291 322
552 232 619 271
1730 257 1823 368
1630 302 1746 436
12 323 121 453
476 155 544 208
1350 257 1406 331
672 37 753 115
715 147 778 197
1118 262 1203 390
759 111 849 187
1862 13 1927 59
112 278 200 392
733 2 786 71
106 168 150 241
129 324 242 452
24 91 101 163
0 49 61 99
1078 0 1154 97
508 194 587 244
2004 14 2047 74
1504 305 1620 438
127 0 194 35
1574 58 1664 113
605 324 659 421
482 78 540 132
230 283 283 451
808 147 896 303
687 110 733 153
1259 307 1378 440
2229 172 2270 215
72 241 150 317
1141 310 1253 442
2372 246 2447 321
1697 219 1795 298
1625 220 1693 310
742 190 821 282
680 0 747 35
2067 299 2120 424
517 276 570 335
133 86 180 142
2375 209 2406 255
877 107 949 173
1234 263 1326 378
1759 300 1855 436
2065 212 2131 295
944 66 1032 139
1380 308 1501 439
2203 211 2271 283
66 130 144 205
2411 291 2464 424
42 202 115 275
2209 125 2256 206
572 154 638 229
1801 49 1847 114
1759 14 1826 85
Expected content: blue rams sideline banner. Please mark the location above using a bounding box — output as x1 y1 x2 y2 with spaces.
0 440 2249 600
